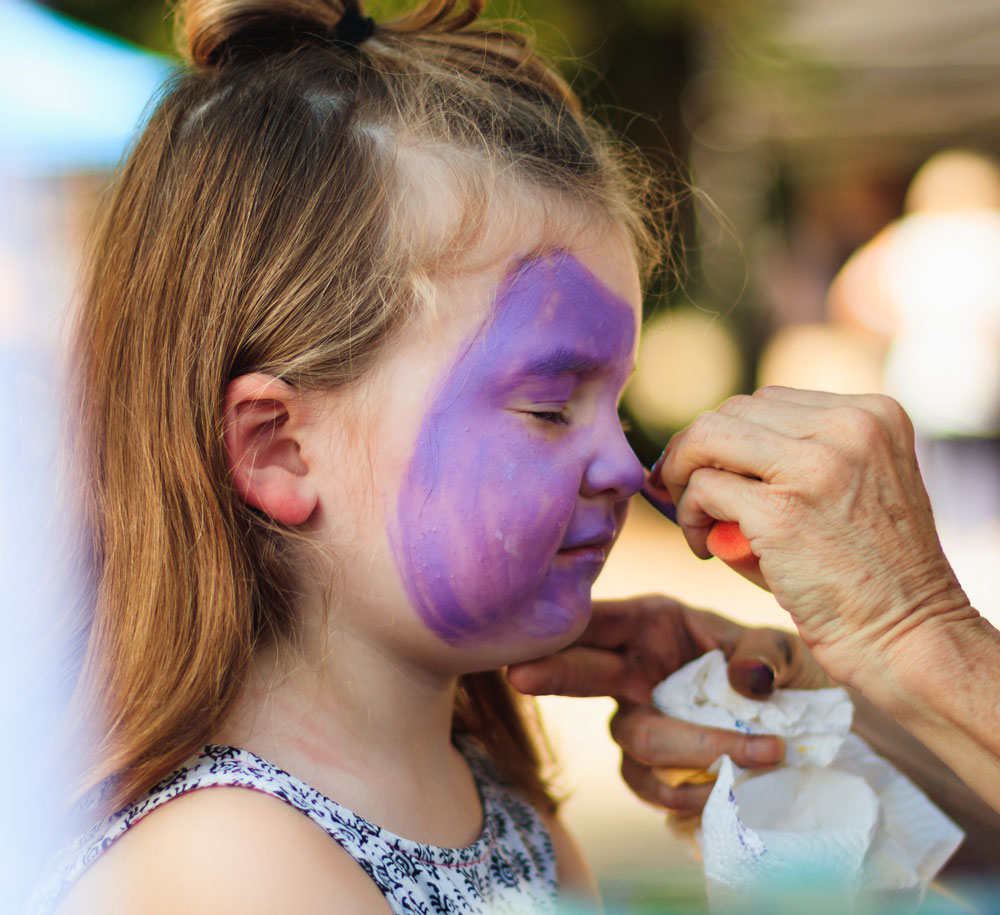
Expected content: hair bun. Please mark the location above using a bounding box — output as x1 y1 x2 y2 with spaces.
178 0 357 68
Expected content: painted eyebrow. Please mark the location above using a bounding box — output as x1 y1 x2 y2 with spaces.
515 348 605 379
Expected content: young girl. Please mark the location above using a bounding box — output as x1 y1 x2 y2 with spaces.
43 0 663 910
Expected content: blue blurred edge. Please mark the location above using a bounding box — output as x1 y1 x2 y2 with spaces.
1 0 174 175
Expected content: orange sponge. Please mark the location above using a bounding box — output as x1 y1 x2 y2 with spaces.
641 477 762 580
706 521 757 572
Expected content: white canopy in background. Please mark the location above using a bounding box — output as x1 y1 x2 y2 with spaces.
1 0 171 174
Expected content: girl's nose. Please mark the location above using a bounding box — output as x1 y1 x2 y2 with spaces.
580 422 645 500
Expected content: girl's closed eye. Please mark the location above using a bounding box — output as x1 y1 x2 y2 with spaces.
507 385 575 428
508 378 581 428
530 408 571 426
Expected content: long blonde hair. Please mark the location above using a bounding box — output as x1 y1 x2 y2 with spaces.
67 0 664 816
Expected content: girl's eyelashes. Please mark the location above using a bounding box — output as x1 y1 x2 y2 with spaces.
528 409 571 426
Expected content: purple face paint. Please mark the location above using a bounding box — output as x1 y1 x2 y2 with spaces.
391 251 645 645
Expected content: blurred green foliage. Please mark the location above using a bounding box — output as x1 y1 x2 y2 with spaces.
46 0 701 287
44 0 698 150
44 0 700 193
45 0 702 175
47 0 177 54
46 0 700 59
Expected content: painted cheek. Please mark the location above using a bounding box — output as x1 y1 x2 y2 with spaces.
396 406 578 644
392 252 639 646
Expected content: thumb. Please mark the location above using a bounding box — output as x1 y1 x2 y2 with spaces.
726 627 832 698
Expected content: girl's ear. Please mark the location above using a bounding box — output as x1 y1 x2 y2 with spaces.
223 373 318 526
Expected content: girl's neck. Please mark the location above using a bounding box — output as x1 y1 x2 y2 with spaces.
213 621 482 846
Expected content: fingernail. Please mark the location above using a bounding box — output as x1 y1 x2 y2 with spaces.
642 444 676 523
729 657 775 697
746 736 784 766
649 444 670 480
639 481 677 524
747 660 776 696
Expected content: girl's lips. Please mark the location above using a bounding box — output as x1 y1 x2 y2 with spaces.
558 525 616 554
557 543 609 558
553 544 609 574
556 531 614 566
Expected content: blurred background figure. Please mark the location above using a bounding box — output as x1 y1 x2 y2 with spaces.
829 149 1000 524
828 150 1000 627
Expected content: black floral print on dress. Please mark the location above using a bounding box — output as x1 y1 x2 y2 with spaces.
31 742 558 914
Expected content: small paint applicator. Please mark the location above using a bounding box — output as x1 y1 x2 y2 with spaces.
704 521 758 577
640 474 764 586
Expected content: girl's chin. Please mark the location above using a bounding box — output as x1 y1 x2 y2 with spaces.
420 585 594 667
486 596 593 664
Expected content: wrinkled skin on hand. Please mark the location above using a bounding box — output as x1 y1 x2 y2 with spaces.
508 595 829 814
656 387 973 687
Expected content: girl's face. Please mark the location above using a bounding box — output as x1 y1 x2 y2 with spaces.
314 232 643 669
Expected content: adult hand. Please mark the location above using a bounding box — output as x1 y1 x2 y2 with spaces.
508 595 829 813
654 387 972 687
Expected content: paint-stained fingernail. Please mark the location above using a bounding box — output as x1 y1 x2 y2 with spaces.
746 736 784 766
640 479 677 524
729 657 776 697
649 444 670 480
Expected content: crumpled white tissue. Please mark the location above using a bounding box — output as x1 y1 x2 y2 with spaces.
652 651 964 907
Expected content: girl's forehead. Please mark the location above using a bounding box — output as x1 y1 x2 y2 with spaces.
399 244 640 399
424 224 641 338
491 251 637 344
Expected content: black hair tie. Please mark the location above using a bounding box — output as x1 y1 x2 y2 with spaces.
332 7 377 47
207 9 376 64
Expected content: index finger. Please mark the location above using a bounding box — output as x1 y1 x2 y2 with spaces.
756 385 910 424
611 702 785 770
508 598 726 702
754 385 879 409
507 645 651 701
754 386 916 449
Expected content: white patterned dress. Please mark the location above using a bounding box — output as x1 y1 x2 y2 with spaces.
32 743 559 914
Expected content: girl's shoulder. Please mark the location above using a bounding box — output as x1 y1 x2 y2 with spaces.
52 772 389 914
42 746 388 914
37 743 560 915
